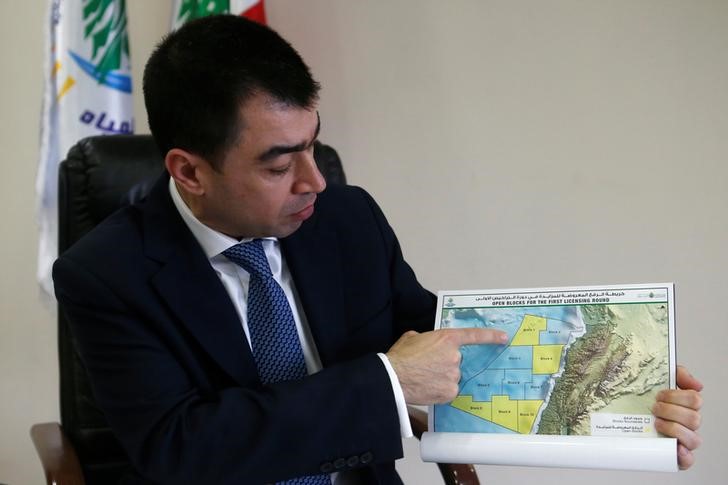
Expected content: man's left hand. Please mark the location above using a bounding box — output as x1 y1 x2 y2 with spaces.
652 365 704 470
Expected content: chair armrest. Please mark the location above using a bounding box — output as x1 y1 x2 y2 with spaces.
408 407 480 485
30 416 478 485
30 422 86 485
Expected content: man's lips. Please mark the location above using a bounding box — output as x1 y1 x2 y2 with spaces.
290 197 316 221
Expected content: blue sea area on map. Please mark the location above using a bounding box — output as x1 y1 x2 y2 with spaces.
489 346 532 369
446 307 579 382
502 369 533 399
447 317 508 381
525 375 551 400
459 370 501 400
435 305 585 433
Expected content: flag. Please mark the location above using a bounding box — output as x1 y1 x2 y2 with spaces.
233 0 266 24
37 0 134 296
172 0 266 30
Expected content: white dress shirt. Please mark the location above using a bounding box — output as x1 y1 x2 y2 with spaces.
168 179 412 480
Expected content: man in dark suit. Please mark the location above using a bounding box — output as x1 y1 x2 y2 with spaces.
53 15 703 485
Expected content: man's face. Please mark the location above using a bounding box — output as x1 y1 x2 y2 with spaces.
193 93 326 239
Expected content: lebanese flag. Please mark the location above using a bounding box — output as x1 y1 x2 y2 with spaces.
172 1 266 30
233 0 266 24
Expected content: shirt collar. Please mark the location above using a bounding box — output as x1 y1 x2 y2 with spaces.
168 177 277 259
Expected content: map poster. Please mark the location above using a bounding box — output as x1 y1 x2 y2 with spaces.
420 283 679 472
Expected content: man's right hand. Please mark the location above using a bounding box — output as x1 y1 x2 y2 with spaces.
386 328 509 405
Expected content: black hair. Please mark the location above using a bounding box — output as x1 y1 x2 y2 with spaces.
143 15 320 168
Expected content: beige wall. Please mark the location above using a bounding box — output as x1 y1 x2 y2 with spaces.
1 2 58 484
2 1 726 484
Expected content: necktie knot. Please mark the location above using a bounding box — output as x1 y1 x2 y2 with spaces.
222 239 271 279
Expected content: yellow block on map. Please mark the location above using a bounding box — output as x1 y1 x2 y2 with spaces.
492 395 518 432
450 395 492 421
511 315 547 346
518 400 544 433
533 344 564 374
451 395 545 434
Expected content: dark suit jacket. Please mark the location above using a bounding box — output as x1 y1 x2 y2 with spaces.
53 174 436 484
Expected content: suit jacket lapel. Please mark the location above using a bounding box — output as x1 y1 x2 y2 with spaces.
141 175 259 387
281 214 346 366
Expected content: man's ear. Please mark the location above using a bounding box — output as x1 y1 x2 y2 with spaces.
165 148 206 195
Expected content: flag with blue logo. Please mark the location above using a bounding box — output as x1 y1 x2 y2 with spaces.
172 0 266 30
37 0 134 295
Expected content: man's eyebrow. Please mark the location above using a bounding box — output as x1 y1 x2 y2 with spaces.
257 112 321 162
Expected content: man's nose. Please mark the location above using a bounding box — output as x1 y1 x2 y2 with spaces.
293 150 327 194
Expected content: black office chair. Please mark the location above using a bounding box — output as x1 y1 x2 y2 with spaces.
30 134 479 485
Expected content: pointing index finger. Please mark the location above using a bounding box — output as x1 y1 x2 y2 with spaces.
443 327 509 346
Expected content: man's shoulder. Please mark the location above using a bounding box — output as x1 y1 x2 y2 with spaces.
56 203 147 271
58 175 183 265
312 184 384 224
317 183 370 205
288 184 395 256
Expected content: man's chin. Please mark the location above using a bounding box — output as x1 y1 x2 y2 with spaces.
274 220 306 239
234 210 313 239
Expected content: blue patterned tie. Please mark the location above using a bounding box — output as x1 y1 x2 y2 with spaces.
223 240 331 485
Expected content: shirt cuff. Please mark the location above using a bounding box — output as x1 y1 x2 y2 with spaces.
376 353 413 438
